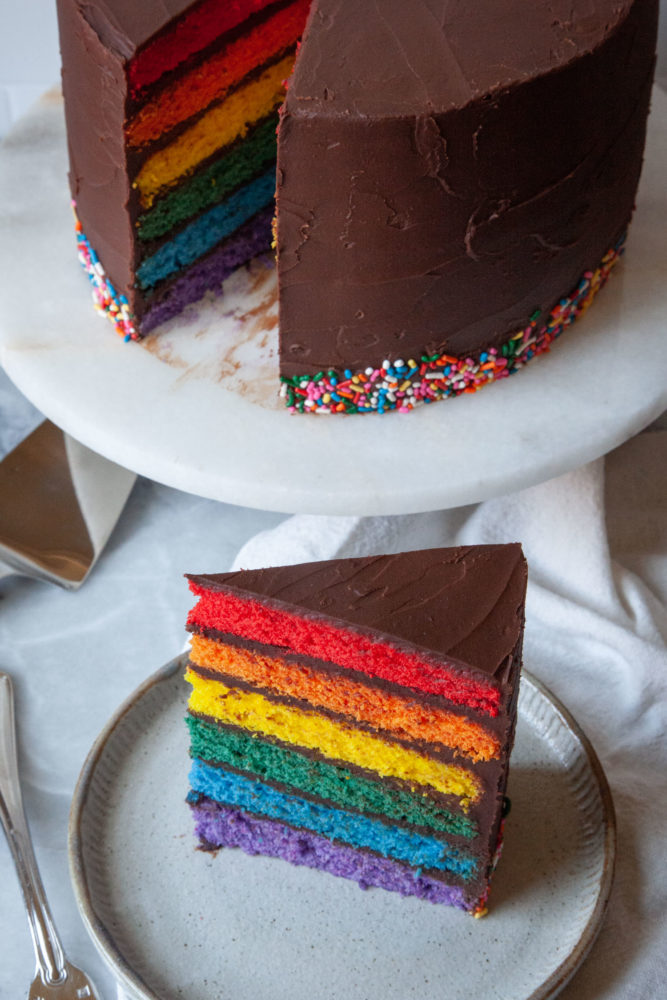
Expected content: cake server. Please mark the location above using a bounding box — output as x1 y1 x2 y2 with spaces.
0 671 101 1000
0 420 135 589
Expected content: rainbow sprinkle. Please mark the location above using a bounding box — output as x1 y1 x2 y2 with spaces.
72 203 625 391
280 235 626 415
73 203 139 342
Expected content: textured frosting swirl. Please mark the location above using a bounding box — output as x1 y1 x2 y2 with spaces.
287 0 636 117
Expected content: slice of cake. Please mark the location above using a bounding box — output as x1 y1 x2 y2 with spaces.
184 545 527 914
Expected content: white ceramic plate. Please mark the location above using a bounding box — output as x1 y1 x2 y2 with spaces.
1 91 665 515
69 657 615 1000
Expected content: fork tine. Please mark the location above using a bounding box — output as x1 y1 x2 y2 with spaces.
0 673 101 999
29 960 100 1000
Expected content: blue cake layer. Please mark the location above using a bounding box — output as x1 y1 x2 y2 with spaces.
189 759 477 879
191 794 474 909
136 169 276 289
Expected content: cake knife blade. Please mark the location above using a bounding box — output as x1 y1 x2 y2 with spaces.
0 420 135 589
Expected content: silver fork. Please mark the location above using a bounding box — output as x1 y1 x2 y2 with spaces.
0 672 101 1000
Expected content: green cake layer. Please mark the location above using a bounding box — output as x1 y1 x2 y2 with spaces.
187 714 478 840
136 116 279 242
185 548 527 912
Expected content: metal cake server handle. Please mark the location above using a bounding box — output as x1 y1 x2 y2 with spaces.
0 671 101 1000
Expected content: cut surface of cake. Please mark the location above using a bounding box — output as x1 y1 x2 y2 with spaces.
57 0 310 339
184 545 528 913
56 1 658 413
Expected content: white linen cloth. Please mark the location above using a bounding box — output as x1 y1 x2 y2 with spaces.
217 424 666 1000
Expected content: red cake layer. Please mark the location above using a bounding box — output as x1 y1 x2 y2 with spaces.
128 0 280 96
187 586 501 715
127 0 309 149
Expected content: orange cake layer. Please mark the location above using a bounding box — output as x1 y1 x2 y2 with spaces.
134 52 296 206
189 634 501 762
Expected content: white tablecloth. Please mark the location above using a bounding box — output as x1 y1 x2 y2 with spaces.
0 363 665 1000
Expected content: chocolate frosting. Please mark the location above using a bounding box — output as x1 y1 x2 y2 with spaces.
73 0 195 59
188 544 527 681
58 0 656 380
277 0 658 377
288 0 633 116
57 0 134 296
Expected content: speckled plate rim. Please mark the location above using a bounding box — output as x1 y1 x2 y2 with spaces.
68 657 616 1000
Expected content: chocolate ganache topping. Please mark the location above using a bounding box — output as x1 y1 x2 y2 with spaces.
188 544 528 681
277 0 658 377
58 0 657 375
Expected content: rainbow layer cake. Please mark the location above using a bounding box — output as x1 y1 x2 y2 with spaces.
184 544 528 913
56 1 657 414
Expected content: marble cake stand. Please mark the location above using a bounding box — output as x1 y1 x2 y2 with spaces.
0 89 665 516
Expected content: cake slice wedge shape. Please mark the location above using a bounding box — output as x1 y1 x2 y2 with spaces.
185 544 527 914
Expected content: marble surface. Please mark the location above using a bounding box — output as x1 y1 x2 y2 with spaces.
1 91 666 513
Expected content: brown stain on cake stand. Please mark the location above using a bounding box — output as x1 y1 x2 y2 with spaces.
138 258 281 409
139 336 190 370
237 283 279 334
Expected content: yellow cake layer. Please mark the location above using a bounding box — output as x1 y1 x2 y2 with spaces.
134 53 294 208
186 669 482 808
190 634 500 762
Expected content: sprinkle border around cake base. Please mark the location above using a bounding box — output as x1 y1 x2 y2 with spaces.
280 235 626 414
74 205 138 341
72 204 625 408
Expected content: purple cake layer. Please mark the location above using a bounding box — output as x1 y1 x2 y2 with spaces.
190 795 474 910
141 206 274 333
